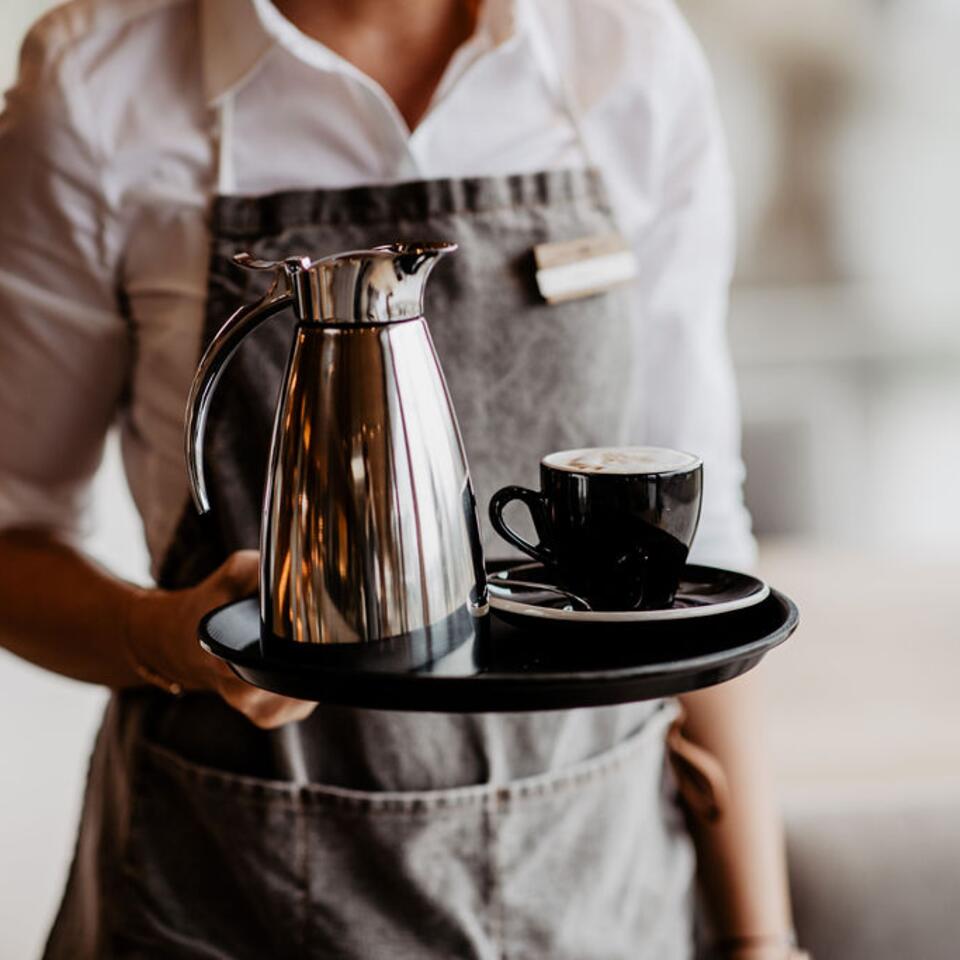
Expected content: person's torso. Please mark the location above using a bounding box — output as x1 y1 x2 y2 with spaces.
37 6 704 955
54 0 669 571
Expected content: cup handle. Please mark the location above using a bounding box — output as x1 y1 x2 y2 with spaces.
489 486 553 564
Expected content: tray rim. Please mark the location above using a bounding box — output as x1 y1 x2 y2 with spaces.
199 589 798 686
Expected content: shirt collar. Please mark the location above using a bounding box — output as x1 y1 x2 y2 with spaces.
201 0 521 105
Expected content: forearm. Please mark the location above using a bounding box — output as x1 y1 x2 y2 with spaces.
0 530 316 728
0 528 144 687
677 671 793 946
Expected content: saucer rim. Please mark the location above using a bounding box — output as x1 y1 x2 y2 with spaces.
488 563 769 623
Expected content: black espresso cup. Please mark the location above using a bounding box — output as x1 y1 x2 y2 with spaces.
489 447 703 611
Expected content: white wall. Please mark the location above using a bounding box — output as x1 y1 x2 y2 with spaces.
683 0 960 552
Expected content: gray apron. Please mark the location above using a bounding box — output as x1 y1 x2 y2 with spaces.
44 98 696 960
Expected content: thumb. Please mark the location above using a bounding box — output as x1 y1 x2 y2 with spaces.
209 549 260 599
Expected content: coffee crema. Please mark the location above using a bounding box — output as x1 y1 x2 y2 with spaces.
542 446 700 476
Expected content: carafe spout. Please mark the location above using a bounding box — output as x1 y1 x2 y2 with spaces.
293 241 457 324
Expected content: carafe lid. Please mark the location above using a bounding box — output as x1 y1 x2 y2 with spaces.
236 241 456 324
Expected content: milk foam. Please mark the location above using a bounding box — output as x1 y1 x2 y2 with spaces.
543 446 699 475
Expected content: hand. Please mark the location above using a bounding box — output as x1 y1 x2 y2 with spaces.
715 941 810 960
723 952 810 960
124 550 316 729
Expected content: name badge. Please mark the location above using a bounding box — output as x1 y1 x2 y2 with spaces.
533 233 638 304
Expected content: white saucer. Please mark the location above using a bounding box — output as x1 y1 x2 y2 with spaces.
488 562 769 624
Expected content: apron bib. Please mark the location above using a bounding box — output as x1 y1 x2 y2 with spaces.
45 24 696 959
44 169 696 960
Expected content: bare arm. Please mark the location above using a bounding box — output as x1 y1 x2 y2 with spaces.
678 673 797 958
0 529 314 728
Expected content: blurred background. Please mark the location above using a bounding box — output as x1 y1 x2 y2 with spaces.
2 1 959 957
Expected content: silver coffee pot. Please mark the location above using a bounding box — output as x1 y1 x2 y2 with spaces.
185 243 488 650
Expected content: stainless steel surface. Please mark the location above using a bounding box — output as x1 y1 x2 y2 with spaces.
235 242 457 323
185 243 488 646
185 278 293 513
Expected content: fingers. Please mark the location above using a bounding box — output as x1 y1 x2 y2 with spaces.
209 550 260 600
216 674 317 729
200 551 316 728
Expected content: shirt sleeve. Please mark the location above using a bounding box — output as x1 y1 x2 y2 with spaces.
0 23 129 541
623 5 756 571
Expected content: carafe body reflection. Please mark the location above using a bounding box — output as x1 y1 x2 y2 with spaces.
185 243 487 653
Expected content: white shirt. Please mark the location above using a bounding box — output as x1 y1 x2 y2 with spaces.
0 0 755 577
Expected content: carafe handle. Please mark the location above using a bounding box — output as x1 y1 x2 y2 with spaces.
185 257 294 513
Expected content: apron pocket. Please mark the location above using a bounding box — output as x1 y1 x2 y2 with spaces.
491 705 696 960
113 740 307 959
112 704 693 960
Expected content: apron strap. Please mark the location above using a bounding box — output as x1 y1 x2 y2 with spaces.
215 92 237 195
523 0 637 240
522 0 597 171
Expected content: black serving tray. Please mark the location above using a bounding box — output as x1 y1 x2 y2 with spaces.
198 568 798 712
